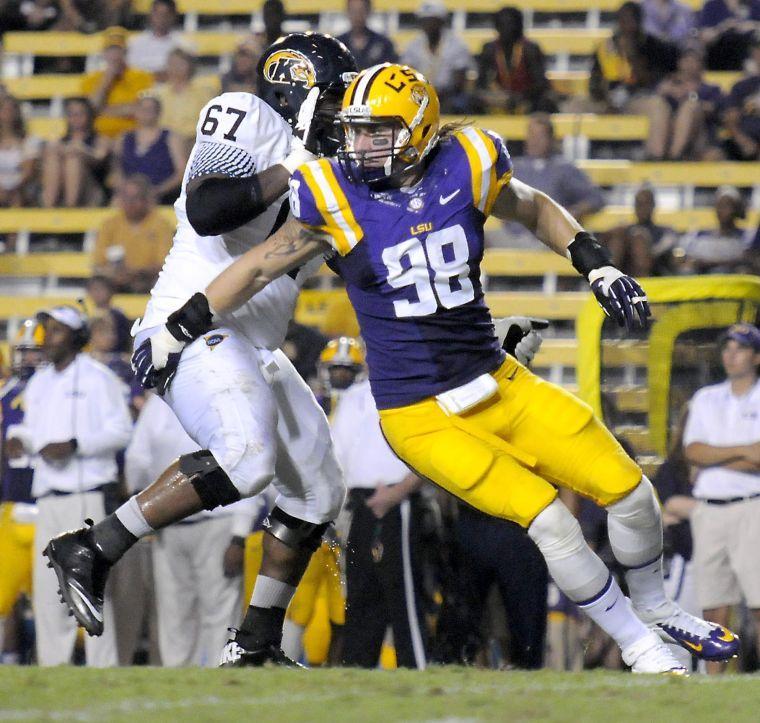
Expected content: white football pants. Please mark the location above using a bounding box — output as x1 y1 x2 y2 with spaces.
163 329 345 524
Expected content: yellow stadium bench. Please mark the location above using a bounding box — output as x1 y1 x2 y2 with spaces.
0 207 176 234
0 252 91 277
607 387 649 412
481 249 576 276
443 114 648 142
545 71 740 97
578 161 760 187
487 291 587 320
4 28 610 64
27 117 66 141
394 28 609 56
5 75 85 101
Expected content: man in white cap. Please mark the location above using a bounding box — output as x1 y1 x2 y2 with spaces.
6 305 132 666
400 0 473 113
684 322 760 672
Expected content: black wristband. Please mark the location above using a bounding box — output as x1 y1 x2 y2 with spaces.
567 231 613 279
230 535 246 548
69 438 78 452
166 292 214 342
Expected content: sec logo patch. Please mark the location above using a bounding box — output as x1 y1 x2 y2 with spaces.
205 333 228 349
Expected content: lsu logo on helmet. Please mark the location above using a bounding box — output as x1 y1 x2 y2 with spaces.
263 50 316 88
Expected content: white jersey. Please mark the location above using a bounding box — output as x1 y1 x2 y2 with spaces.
135 92 304 350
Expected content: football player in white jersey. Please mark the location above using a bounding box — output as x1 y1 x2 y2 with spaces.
43 33 359 667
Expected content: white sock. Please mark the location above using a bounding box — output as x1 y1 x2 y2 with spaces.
250 575 296 609
114 496 154 538
625 556 669 613
578 574 650 651
281 618 305 662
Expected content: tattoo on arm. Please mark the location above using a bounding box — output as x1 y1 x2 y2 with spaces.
264 227 322 259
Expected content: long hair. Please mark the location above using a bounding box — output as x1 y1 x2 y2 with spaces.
0 95 26 141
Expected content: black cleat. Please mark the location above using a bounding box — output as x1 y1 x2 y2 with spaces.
218 628 303 668
42 521 111 637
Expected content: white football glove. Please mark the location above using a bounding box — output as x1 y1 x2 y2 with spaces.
281 86 320 174
494 316 548 366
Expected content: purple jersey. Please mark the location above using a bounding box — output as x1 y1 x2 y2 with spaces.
290 128 513 409
0 376 34 503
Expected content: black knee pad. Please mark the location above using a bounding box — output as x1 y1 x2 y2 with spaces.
263 506 329 553
178 450 241 511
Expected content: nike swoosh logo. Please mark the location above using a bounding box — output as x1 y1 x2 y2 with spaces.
68 583 103 622
683 640 703 653
717 628 735 642
605 597 618 612
439 189 460 205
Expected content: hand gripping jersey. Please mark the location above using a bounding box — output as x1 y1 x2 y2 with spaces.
135 92 307 350
290 127 513 409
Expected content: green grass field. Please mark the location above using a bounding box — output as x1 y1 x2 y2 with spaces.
2 667 760 722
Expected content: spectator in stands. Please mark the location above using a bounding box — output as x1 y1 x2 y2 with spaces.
81 27 155 140
699 0 760 71
93 174 174 292
57 0 134 33
495 113 604 248
337 0 397 71
721 36 760 160
154 48 220 148
656 46 724 159
606 185 678 277
221 40 259 95
40 98 110 208
476 6 556 114
584 1 678 159
260 0 286 48
111 95 186 204
676 185 758 273
0 95 40 209
127 0 183 79
684 322 760 673
642 0 696 46
14 0 62 31
88 315 133 385
86 275 132 354
401 0 474 114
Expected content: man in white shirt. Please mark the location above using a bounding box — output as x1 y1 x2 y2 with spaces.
400 0 473 113
6 306 132 666
127 0 184 78
328 338 428 669
684 322 760 671
126 393 260 666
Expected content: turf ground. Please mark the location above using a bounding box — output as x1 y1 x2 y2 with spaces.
2 667 760 722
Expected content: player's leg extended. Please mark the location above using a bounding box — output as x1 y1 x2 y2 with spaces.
222 350 346 666
502 358 740 663
44 331 279 637
380 371 684 674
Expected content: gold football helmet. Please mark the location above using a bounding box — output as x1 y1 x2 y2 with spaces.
338 63 440 184
319 336 366 391
11 318 45 376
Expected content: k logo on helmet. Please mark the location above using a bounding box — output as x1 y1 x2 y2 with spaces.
263 50 316 88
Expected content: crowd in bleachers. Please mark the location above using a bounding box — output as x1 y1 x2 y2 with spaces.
1 0 760 674
0 0 757 287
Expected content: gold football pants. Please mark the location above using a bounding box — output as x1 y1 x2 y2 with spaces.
380 356 642 528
